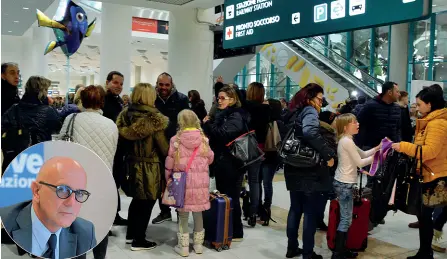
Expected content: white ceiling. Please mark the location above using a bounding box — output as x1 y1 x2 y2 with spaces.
2 0 55 36
1 0 171 76
46 35 169 75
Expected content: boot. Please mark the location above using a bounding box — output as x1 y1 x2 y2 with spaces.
331 231 347 259
174 233 190 257
432 229 446 253
408 221 420 229
193 229 205 254
248 215 257 227
407 250 434 259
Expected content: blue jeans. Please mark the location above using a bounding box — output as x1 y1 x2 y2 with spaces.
260 162 277 207
287 191 323 257
333 180 355 232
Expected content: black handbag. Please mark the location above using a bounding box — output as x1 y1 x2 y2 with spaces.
394 145 422 215
278 126 321 168
226 127 264 169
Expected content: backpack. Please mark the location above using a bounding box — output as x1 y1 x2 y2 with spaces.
1 105 33 174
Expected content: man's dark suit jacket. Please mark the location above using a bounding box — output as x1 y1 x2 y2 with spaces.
0 200 97 258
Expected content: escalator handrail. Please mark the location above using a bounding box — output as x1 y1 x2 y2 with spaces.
298 38 384 86
312 35 372 67
290 39 379 97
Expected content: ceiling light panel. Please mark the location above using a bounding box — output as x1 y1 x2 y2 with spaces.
146 0 194 5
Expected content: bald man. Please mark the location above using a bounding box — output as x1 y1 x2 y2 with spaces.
0 157 97 259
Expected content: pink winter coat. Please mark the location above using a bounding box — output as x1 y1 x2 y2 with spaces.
165 129 214 212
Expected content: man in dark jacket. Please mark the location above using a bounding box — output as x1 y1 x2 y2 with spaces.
1 62 20 115
102 71 127 226
153 72 189 224
356 81 402 188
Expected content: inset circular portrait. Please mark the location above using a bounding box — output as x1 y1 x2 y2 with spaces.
0 141 117 258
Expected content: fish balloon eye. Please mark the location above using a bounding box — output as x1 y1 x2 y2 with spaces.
76 12 85 22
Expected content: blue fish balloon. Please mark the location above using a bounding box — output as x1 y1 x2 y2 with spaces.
36 0 96 57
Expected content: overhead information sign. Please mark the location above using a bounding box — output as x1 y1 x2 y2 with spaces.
223 0 431 49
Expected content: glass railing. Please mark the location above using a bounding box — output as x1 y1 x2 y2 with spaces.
292 38 382 95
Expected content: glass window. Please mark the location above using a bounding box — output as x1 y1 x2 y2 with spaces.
373 26 390 81
352 29 371 68
409 18 431 81
435 12 447 61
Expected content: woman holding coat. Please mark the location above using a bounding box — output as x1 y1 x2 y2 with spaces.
392 86 447 259
116 83 169 251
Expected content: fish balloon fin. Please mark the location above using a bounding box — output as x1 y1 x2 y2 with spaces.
44 41 61 55
36 9 66 30
85 18 97 38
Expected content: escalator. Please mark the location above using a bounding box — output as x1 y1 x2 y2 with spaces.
286 38 383 98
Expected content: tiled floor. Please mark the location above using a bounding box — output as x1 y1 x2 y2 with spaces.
3 171 447 259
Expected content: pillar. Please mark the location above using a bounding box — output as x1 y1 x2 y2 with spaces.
31 27 50 78
100 3 132 94
90 75 95 85
168 9 214 109
389 23 409 90
135 66 142 85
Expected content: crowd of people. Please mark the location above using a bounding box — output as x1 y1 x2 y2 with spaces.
1 60 447 259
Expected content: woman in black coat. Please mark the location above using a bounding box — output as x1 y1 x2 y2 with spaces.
284 83 336 259
204 86 250 241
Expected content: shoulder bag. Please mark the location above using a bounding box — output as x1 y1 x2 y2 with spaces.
162 147 199 208
278 124 320 168
226 123 264 169
61 114 78 142
394 145 422 215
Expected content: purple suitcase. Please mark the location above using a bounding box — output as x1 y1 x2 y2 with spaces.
203 192 233 252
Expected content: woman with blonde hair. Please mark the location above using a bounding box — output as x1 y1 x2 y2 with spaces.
204 85 249 241
116 83 169 251
165 109 214 256
59 86 85 120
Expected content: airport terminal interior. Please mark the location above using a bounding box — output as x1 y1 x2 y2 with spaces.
1 0 447 258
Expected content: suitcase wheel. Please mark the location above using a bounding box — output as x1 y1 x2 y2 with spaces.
216 246 223 252
223 245 230 250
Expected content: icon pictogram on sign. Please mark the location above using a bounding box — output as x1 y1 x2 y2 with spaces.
226 5 235 19
331 0 346 20
225 26 234 40
314 4 328 23
291 12 301 24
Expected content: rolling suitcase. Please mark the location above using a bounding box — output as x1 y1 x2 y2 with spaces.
327 174 370 252
203 191 233 252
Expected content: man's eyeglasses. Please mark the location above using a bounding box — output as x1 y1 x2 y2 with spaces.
158 83 171 87
39 181 91 203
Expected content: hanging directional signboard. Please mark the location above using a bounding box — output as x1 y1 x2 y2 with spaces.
223 0 432 49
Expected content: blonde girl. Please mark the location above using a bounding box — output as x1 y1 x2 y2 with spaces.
165 109 214 257
331 113 379 259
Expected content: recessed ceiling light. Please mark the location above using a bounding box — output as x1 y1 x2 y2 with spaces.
23 7 29 10
14 21 19 23
433 4 437 6
8 31 12 33
152 44 155 46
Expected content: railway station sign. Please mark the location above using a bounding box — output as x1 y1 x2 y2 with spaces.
223 0 432 49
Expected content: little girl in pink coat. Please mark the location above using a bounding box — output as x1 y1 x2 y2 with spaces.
165 109 214 257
